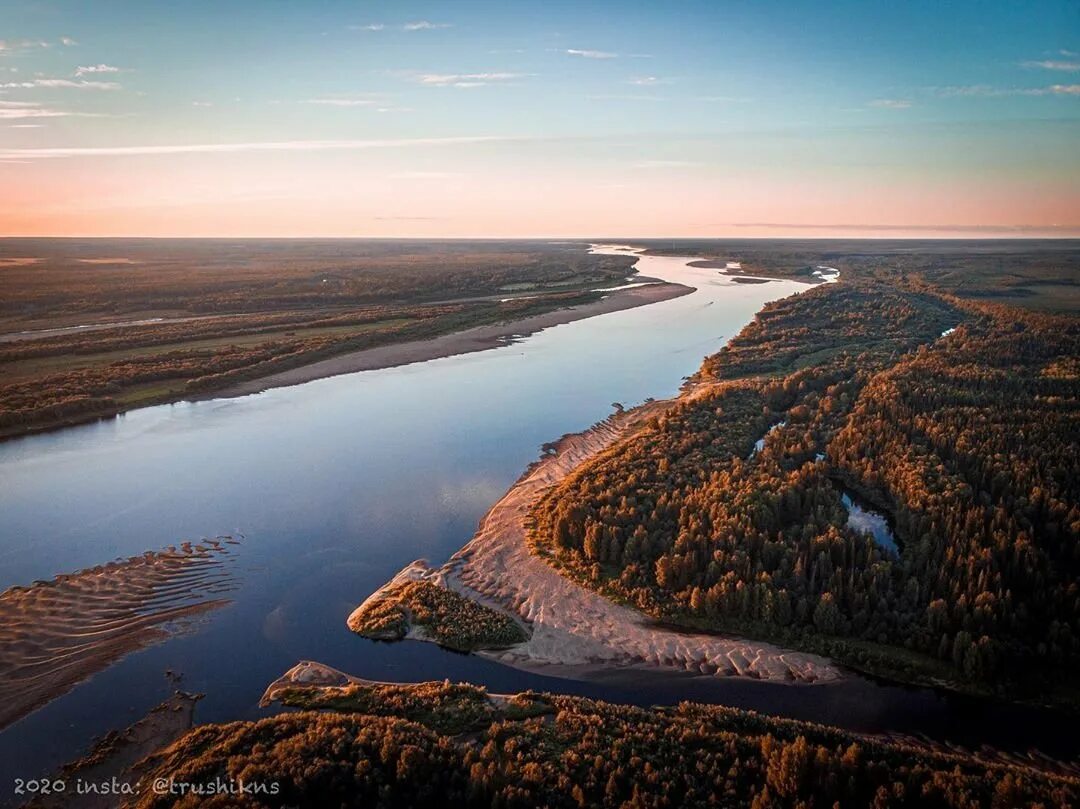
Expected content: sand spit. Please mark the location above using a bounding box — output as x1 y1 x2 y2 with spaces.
28 691 201 809
214 282 691 399
0 540 237 731
358 399 842 684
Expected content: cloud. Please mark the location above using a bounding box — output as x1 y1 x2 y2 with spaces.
411 72 524 88
60 36 77 46
566 49 617 59
628 76 665 86
403 20 451 31
633 160 699 169
0 134 536 161
192 101 213 107
1022 59 1080 72
0 77 120 90
931 84 1080 97
0 100 99 119
390 171 465 179
869 98 912 109
75 64 120 77
588 93 664 102
728 222 1079 234
353 21 451 32
303 98 377 106
0 38 49 52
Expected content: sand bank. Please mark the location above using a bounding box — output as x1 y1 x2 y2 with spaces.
214 282 691 398
0 540 237 730
355 396 841 684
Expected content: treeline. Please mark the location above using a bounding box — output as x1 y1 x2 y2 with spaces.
124 681 1077 807
529 281 1079 698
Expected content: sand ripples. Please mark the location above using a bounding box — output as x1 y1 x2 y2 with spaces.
0 539 237 730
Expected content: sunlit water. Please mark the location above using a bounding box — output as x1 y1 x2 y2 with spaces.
0 246 1072 788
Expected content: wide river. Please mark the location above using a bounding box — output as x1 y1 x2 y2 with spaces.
0 246 1072 789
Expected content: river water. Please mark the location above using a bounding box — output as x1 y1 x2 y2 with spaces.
0 245 1072 789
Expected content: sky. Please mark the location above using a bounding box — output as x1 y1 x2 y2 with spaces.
1 0 1078 238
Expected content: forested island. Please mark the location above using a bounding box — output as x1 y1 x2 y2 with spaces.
528 270 1079 704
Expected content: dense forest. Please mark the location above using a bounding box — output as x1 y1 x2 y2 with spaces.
116 679 1077 808
529 280 1080 700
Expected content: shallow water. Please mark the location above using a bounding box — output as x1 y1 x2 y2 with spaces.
0 245 1073 790
842 491 899 554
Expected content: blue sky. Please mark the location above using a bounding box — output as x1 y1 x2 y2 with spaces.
1 0 1077 236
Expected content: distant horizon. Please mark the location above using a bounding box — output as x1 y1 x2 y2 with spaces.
3 231 1080 241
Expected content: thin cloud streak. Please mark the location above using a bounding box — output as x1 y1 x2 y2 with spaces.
0 78 121 90
869 98 912 109
411 72 524 88
74 64 121 77
566 49 617 59
0 134 538 161
1021 59 1080 72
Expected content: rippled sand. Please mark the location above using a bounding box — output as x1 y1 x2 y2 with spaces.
0 539 237 729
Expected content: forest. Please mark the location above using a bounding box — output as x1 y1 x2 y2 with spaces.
0 240 634 438
111 679 1077 808
528 278 1080 702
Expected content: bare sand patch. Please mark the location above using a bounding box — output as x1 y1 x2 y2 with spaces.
353 397 841 684
0 540 237 730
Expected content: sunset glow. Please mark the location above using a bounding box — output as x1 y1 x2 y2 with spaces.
2 0 1078 237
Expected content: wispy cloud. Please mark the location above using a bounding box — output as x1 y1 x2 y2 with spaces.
0 38 48 52
628 76 666 86
353 21 451 32
74 63 120 77
0 134 537 161
411 72 524 88
391 171 465 179
1021 59 1080 72
729 222 1080 234
0 100 98 119
566 49 617 59
869 98 912 109
932 83 1080 97
303 98 377 107
60 36 77 46
633 160 699 169
0 77 120 90
403 20 451 31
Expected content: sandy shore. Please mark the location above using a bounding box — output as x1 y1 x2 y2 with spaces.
356 394 842 684
0 540 237 730
214 282 691 399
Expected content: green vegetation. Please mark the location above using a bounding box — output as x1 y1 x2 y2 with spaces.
0 240 635 439
131 679 1077 808
349 580 528 652
528 279 1080 703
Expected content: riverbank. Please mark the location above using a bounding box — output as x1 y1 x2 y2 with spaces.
353 391 842 684
211 281 691 399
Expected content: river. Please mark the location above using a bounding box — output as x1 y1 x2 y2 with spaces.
0 245 1072 791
